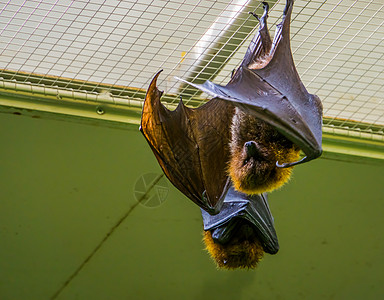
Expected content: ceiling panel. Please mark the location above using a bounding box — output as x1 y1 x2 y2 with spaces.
0 0 383 137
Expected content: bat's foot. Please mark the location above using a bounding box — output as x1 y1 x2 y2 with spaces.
261 2 269 17
247 2 272 64
248 11 260 22
248 2 269 26
284 0 294 16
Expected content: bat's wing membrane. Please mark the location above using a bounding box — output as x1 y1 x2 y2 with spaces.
177 0 322 167
140 71 233 213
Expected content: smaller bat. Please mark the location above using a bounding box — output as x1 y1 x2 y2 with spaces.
202 185 278 269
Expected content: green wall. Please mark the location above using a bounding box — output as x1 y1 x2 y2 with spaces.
1 113 383 299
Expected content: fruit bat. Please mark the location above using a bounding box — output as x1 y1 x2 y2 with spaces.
140 0 322 269
201 185 279 269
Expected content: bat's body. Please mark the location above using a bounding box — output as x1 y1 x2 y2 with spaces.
140 0 322 269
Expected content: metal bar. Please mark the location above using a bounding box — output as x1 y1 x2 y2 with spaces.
1 88 383 165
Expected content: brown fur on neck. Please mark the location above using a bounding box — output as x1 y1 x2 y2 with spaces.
228 108 300 194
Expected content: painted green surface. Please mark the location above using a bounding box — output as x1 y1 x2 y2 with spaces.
1 113 383 300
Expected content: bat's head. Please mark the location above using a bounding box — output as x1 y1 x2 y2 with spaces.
229 108 300 194
203 219 265 269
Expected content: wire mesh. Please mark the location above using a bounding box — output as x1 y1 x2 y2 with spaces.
0 0 383 137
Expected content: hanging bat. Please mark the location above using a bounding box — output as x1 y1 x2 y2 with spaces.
201 186 279 269
140 0 322 269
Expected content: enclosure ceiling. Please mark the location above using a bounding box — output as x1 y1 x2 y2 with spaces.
0 0 383 140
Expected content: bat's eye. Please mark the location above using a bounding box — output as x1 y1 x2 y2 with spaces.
268 129 281 141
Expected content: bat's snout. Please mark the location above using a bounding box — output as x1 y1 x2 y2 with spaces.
244 141 258 157
243 141 267 164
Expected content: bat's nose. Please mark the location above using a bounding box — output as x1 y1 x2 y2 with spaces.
244 141 259 157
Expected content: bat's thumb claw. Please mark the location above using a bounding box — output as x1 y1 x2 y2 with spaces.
276 156 307 168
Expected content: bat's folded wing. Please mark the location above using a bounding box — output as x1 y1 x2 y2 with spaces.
140 71 234 213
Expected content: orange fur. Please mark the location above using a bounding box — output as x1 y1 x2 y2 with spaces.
229 108 301 194
203 231 264 269
228 146 300 194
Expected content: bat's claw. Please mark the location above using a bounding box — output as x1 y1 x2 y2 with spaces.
260 2 269 25
283 0 294 16
276 155 307 168
249 2 269 28
261 2 269 17
248 11 260 21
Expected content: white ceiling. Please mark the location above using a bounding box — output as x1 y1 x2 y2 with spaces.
0 0 383 133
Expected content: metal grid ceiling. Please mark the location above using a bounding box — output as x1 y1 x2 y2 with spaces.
0 0 383 137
